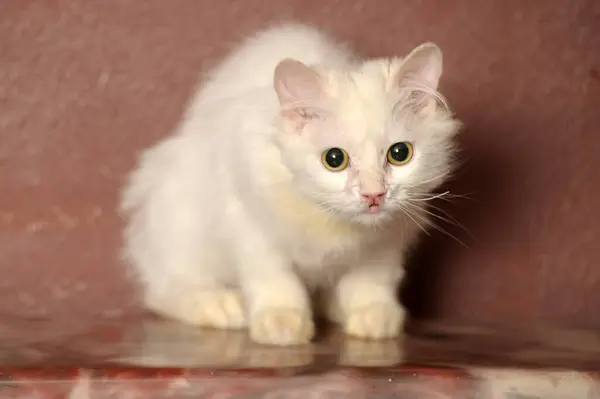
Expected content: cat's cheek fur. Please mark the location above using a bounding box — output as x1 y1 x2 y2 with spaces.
285 146 356 213
313 168 352 199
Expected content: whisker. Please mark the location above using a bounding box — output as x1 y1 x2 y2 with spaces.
410 190 477 205
398 206 430 236
423 202 465 227
402 204 469 248
409 190 451 202
409 201 477 243
439 192 476 201
403 170 452 189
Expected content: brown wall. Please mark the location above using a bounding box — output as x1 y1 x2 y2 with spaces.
1 1 599 328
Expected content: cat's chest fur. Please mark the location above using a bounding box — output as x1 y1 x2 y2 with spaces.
269 181 378 268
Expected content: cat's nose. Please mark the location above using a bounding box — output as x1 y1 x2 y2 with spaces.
360 191 387 203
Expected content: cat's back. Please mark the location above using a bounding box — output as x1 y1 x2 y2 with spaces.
197 24 353 103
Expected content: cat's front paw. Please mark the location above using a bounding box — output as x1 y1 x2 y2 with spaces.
249 308 315 346
194 289 247 329
343 302 404 340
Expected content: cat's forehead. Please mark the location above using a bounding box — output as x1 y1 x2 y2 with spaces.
324 68 394 144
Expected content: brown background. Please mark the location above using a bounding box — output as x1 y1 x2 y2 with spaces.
1 1 599 329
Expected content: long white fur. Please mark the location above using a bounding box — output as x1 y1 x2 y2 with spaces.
120 23 461 346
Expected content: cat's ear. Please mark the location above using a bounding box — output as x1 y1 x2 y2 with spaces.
393 42 443 115
274 59 326 126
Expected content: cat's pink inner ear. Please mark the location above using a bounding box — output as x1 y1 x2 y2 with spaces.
273 59 323 108
396 42 443 91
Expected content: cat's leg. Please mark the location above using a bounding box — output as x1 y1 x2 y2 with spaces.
244 272 314 346
122 133 247 330
326 249 406 339
131 235 247 330
234 233 314 346
144 285 246 330
130 200 246 329
140 240 246 329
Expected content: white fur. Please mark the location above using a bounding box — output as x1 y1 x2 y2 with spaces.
120 23 461 346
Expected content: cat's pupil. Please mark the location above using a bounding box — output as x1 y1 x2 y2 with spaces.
325 148 345 168
389 142 409 162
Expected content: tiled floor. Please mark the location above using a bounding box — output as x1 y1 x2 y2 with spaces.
1 316 599 397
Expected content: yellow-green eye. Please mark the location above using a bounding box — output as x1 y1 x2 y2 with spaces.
387 142 414 166
321 147 349 171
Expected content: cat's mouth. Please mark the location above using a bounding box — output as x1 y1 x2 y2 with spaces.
366 204 381 214
352 204 390 225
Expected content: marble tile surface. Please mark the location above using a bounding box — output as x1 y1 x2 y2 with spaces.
0 316 599 398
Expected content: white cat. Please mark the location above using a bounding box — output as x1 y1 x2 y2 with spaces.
120 23 461 346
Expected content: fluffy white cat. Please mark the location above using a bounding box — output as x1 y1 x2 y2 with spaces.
120 23 461 346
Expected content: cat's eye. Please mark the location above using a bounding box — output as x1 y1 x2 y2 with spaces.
387 142 414 166
321 147 349 171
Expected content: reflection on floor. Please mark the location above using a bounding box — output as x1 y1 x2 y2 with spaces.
0 315 599 397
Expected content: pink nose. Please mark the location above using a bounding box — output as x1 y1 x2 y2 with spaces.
360 191 386 203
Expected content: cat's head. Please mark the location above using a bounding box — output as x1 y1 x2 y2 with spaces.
272 43 461 226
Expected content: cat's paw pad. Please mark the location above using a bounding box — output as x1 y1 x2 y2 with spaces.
194 289 246 329
343 303 404 340
250 308 314 346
